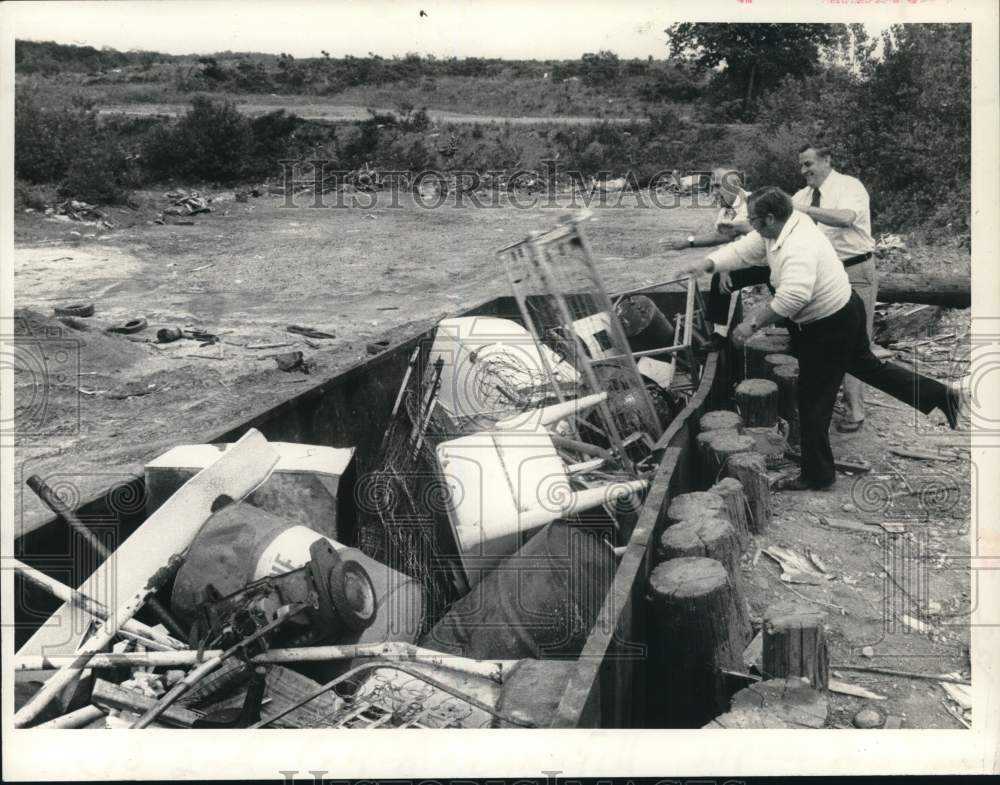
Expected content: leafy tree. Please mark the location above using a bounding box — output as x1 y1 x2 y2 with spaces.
144 97 253 182
579 51 620 86
664 23 845 117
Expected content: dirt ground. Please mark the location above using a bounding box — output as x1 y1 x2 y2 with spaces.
12 188 972 728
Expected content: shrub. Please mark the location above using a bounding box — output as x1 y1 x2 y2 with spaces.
61 135 133 204
144 97 253 183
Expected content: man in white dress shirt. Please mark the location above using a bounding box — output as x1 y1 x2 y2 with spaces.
682 187 961 490
793 145 877 432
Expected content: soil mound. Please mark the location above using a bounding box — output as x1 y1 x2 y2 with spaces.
14 307 150 374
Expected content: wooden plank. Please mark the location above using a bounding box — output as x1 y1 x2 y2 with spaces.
91 679 201 728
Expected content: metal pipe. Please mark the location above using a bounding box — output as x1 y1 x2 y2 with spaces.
34 704 106 729
18 643 519 684
11 558 184 650
25 475 187 641
611 274 691 305
250 661 534 729
130 603 307 728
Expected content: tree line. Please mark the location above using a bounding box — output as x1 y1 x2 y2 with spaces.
14 24 970 238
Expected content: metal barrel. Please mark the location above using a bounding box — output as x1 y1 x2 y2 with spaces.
421 520 616 660
616 295 676 352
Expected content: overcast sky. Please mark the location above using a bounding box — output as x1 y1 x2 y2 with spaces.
6 0 912 61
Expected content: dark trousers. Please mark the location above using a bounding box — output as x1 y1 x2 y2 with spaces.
788 291 951 485
706 267 772 327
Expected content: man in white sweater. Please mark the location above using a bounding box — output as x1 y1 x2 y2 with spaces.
683 187 962 490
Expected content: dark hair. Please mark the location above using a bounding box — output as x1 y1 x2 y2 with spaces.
798 143 832 159
749 187 794 222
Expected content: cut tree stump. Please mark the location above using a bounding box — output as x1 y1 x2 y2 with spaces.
735 378 779 427
763 353 798 381
761 602 829 689
658 516 750 607
745 332 792 380
703 678 828 729
743 425 788 469
724 452 772 534
705 430 756 482
709 477 751 549
772 363 800 446
666 491 728 527
699 410 744 434
649 557 752 727
876 273 970 309
696 429 734 481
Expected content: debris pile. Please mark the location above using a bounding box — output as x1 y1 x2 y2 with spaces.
43 200 115 228
163 190 212 216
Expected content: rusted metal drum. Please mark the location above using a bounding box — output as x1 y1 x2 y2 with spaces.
616 295 676 352
421 519 616 660
171 504 423 645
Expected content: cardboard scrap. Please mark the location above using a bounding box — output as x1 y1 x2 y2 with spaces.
940 682 972 711
899 614 930 634
762 545 831 585
820 516 880 534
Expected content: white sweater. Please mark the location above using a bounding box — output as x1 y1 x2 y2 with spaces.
707 211 852 325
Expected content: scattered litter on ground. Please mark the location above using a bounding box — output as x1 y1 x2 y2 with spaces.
819 516 879 535
272 351 315 374
853 707 883 728
286 325 336 340
899 614 930 634
828 679 887 700
248 342 294 350
54 303 95 318
762 545 830 585
107 318 148 335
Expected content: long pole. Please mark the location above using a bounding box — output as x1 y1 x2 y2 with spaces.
11 559 183 650
26 475 187 641
18 642 518 684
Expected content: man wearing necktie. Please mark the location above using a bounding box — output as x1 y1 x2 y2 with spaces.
793 145 878 433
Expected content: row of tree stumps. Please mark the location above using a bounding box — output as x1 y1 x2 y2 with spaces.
649 387 830 727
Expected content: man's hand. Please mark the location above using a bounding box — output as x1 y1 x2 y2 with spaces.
717 271 733 293
731 319 756 347
681 258 713 277
659 237 692 251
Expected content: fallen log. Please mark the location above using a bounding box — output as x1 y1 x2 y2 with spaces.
876 274 970 309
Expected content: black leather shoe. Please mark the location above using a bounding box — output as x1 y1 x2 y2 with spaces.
944 385 965 430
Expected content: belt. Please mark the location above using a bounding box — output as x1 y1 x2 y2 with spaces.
842 252 872 268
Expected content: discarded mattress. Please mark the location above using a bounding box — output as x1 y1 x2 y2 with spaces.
422 520 617 660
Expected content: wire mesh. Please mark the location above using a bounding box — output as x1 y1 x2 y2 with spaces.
254 661 530 729
355 351 461 636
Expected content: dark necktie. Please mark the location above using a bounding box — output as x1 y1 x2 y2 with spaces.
811 188 821 208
